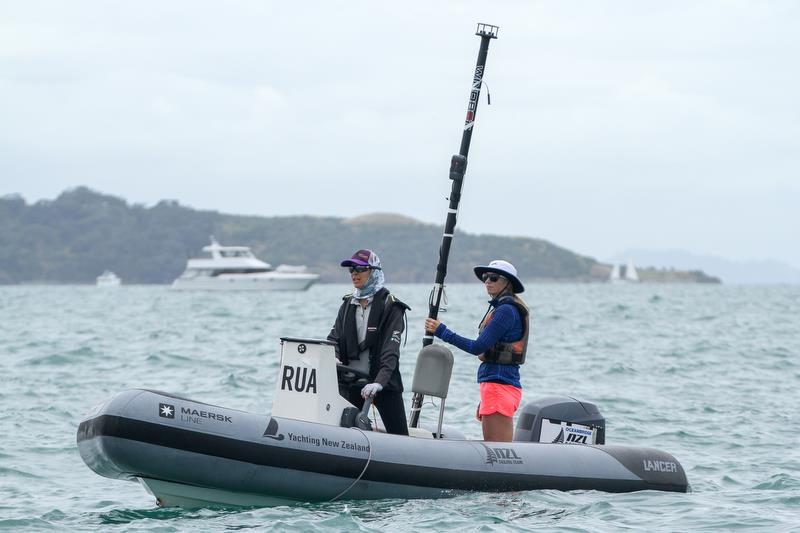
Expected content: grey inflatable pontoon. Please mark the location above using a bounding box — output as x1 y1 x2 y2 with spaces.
77 338 688 507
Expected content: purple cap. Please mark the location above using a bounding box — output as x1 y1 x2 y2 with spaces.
340 249 372 267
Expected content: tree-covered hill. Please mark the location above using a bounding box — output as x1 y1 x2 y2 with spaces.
0 188 718 284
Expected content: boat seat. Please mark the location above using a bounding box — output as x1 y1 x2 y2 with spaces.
411 344 454 438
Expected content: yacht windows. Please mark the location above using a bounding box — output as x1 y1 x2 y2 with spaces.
219 250 254 258
210 268 271 276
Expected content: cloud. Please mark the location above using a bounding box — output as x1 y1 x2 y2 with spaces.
1 0 798 267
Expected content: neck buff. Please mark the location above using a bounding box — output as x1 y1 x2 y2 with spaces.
353 251 385 299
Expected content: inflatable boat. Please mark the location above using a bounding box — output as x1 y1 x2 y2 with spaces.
77 338 688 507
77 25 687 508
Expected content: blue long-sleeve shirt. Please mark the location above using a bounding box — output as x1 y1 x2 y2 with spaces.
433 299 523 388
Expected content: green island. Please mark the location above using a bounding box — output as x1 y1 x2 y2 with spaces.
0 187 720 284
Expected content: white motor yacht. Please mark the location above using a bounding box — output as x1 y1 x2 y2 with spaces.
171 238 319 291
96 270 121 287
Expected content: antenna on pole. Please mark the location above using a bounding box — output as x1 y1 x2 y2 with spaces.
475 22 499 39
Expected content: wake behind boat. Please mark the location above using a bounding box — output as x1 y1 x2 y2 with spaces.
171 237 319 291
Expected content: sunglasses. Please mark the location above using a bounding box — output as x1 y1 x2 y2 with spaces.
481 273 505 283
348 265 381 274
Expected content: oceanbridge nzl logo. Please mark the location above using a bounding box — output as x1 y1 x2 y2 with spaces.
481 443 524 466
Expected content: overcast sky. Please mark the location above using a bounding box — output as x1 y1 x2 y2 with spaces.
2 1 798 267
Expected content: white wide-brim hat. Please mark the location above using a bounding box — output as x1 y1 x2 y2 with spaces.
473 259 525 293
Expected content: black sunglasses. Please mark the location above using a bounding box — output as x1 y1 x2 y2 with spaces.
481 273 505 283
349 265 381 274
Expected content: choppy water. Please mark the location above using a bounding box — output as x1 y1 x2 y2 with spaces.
1 283 798 531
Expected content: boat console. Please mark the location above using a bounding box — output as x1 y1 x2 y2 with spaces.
275 337 604 446
275 337 467 439
273 338 356 427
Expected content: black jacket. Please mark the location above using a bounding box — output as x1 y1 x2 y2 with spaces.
327 287 409 392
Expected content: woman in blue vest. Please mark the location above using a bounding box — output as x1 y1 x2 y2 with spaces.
425 260 529 442
328 249 410 436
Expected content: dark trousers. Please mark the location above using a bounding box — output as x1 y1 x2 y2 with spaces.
346 387 409 436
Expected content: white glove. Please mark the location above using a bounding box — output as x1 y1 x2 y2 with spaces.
361 382 383 399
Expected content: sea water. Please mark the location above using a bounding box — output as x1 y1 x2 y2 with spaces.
0 283 798 531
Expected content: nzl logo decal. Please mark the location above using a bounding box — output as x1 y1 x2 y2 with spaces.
566 433 588 444
281 365 317 393
481 443 524 465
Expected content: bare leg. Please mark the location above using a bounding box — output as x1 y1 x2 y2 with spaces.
481 413 514 442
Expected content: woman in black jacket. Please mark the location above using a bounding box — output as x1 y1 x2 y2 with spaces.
327 249 410 435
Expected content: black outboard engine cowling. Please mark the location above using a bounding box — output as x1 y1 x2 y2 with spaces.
514 396 606 444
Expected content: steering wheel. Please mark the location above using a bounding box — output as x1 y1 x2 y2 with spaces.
336 364 371 385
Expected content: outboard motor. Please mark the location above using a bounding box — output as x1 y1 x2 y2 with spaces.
514 396 606 445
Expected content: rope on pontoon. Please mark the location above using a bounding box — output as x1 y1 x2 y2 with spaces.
328 427 374 502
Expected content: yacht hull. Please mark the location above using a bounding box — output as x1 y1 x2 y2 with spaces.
170 274 318 291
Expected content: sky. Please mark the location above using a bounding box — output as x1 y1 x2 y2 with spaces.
2 1 799 268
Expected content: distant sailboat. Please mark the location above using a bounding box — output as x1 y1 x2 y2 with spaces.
625 260 639 282
609 261 639 283
610 264 621 283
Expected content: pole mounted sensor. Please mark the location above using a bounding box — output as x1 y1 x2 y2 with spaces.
475 23 499 39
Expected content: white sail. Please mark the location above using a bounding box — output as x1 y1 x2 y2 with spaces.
625 260 639 282
609 264 621 282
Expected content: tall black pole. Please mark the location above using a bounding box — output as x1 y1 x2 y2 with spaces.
409 23 498 429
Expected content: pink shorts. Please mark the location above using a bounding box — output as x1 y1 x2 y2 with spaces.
479 382 522 417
